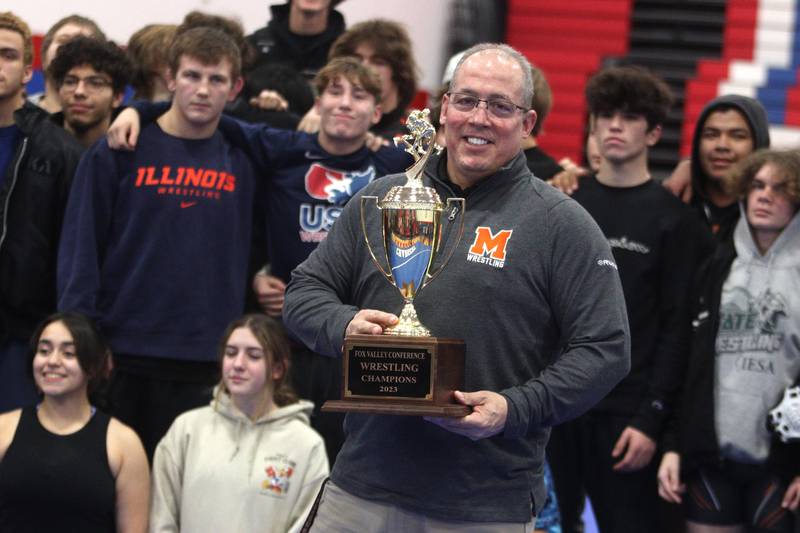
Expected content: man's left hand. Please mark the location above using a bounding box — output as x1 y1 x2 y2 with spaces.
107 107 141 151
611 426 656 472
425 390 507 441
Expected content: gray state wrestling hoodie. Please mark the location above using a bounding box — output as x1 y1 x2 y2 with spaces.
715 206 800 463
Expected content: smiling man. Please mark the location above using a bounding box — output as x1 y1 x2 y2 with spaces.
48 36 130 147
548 66 707 533
689 95 771 245
57 26 257 459
282 43 630 531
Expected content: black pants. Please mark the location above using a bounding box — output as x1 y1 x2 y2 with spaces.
685 460 794 532
104 364 217 461
547 413 660 533
289 344 345 467
0 339 38 413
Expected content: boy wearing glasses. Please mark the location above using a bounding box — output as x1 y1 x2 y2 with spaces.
0 12 83 412
48 36 130 148
547 66 707 533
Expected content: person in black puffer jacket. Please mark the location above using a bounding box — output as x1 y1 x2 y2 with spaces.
0 12 83 413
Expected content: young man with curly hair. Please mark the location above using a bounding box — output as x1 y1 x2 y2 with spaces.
48 36 131 147
547 65 708 533
30 14 105 114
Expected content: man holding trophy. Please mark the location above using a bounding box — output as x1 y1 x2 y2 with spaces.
284 43 631 531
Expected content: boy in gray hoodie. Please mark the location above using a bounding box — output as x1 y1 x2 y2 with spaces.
658 149 800 532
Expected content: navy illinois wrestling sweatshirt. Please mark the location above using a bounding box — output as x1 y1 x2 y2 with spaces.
58 124 256 362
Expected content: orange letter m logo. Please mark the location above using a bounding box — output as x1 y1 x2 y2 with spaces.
469 227 513 261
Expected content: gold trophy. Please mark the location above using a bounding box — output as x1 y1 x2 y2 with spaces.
322 110 468 417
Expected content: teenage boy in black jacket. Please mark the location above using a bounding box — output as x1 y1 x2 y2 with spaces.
547 66 708 533
0 12 83 412
247 0 345 88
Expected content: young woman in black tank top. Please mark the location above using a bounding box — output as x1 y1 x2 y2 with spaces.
0 312 150 533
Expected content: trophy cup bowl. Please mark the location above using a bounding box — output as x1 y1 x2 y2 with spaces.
322 110 469 417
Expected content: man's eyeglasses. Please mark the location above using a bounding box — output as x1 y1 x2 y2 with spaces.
447 92 528 119
61 75 113 93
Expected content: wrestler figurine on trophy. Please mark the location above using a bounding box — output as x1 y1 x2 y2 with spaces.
322 110 468 417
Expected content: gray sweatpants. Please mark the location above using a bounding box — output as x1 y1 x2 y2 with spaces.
306 481 535 533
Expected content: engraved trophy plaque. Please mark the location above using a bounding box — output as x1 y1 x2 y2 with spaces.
322 110 468 417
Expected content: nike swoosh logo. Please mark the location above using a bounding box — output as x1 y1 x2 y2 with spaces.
180 201 198 209
305 150 326 160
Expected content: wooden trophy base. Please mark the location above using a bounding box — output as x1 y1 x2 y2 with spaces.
322 334 469 417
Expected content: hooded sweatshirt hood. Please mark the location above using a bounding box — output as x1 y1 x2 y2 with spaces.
690 95 771 205
210 386 314 462
212 385 313 426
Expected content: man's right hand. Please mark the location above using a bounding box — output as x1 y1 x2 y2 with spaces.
107 108 142 151
345 309 398 336
252 273 286 317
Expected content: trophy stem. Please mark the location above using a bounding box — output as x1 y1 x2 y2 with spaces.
384 300 431 336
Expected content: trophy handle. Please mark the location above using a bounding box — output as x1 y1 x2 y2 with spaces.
360 196 393 282
421 197 466 290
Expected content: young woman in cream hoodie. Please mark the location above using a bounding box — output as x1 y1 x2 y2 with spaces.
150 315 328 533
